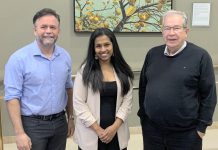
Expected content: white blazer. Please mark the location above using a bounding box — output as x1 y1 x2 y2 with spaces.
73 68 133 150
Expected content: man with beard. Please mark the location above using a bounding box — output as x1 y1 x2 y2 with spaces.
4 8 74 150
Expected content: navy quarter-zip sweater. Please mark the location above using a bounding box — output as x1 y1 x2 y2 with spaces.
138 42 217 133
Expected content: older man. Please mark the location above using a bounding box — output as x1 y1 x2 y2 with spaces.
138 10 217 150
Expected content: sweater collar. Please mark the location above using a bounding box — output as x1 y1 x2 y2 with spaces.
164 41 187 57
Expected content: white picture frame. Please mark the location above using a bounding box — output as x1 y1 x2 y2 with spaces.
192 3 211 26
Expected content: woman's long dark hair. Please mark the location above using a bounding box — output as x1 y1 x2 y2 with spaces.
81 28 134 96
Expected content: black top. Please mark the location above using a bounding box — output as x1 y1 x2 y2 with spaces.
100 81 117 128
138 42 217 133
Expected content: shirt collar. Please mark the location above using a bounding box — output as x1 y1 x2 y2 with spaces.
164 41 187 56
32 40 60 58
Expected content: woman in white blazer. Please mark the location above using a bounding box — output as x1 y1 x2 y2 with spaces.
73 28 134 150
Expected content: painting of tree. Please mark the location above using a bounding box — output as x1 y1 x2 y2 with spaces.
74 0 172 32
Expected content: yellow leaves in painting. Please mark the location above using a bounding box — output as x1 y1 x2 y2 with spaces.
134 22 141 29
75 19 82 31
126 5 136 16
86 12 98 23
159 0 166 3
85 0 94 11
86 11 109 28
99 22 109 28
135 22 142 28
157 3 163 11
138 12 150 21
89 15 100 23
157 0 166 11
135 12 151 30
86 11 93 17
128 0 136 5
115 8 121 15
113 0 121 5
86 0 93 4
135 22 147 29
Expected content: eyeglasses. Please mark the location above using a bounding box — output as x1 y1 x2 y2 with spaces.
162 26 186 32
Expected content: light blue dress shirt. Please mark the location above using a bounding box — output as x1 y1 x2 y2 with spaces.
4 41 73 116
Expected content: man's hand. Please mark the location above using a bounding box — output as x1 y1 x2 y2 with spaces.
197 131 205 139
16 133 32 150
67 118 75 137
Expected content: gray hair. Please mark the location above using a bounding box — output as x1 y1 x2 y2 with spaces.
162 10 188 27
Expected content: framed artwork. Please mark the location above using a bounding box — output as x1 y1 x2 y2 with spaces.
74 0 172 33
192 3 211 26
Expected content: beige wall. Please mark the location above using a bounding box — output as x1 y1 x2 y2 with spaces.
0 0 218 79
0 0 217 136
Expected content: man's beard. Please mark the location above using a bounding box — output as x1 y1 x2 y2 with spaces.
42 37 56 47
37 37 57 47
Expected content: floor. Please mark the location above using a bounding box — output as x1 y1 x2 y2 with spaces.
4 128 218 150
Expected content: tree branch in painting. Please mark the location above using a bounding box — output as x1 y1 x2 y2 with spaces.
75 0 172 32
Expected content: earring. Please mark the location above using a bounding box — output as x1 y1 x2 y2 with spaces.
95 55 98 60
